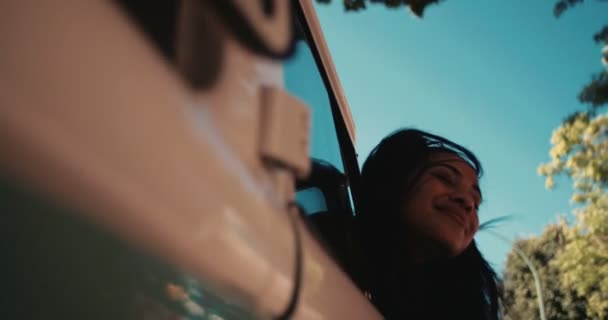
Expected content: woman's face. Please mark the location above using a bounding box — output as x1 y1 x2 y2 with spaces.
400 152 481 260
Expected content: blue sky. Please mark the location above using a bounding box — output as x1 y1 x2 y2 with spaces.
313 1 607 271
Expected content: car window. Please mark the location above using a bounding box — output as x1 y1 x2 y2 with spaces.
284 40 345 173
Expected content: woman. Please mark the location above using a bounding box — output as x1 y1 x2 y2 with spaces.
353 128 501 319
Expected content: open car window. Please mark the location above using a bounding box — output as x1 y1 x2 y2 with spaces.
1 1 378 319
284 40 345 174
285 40 354 218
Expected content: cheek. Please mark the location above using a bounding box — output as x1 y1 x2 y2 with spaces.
400 190 434 221
403 179 441 210
471 213 480 233
465 214 480 244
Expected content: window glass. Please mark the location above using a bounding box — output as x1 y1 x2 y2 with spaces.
284 40 344 173
295 187 328 215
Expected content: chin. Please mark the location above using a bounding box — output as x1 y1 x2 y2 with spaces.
433 230 470 257
444 243 468 257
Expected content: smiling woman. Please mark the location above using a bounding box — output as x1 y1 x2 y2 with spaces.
352 128 501 320
401 152 482 260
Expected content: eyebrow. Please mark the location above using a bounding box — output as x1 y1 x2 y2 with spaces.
435 162 483 202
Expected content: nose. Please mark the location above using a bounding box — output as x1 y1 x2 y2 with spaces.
449 193 474 213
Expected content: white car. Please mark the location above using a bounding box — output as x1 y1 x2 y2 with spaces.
0 1 381 319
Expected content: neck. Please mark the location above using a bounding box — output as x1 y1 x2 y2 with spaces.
401 231 450 265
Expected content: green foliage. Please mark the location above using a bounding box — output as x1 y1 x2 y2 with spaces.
553 197 608 319
532 110 608 318
592 25 608 44
553 0 608 20
553 0 608 118
502 221 588 319
579 71 608 109
553 0 585 18
314 0 445 17
538 112 608 203
521 2 608 309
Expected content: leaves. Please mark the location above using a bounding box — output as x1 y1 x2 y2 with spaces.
502 221 589 320
539 112 608 202
553 197 608 319
552 1 608 119
553 0 585 18
579 71 608 109
314 0 445 17
533 111 608 318
593 25 608 44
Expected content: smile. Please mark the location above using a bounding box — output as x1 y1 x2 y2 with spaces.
442 209 468 229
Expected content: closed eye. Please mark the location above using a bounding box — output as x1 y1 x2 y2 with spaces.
432 168 481 211
432 169 456 185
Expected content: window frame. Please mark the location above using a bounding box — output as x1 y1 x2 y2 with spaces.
293 3 363 217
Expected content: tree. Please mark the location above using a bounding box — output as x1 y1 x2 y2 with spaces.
534 111 608 320
554 0 608 114
526 4 608 317
539 113 608 203
502 221 588 319
314 0 445 18
579 70 608 110
553 197 608 319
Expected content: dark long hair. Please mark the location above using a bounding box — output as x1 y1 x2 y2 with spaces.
355 128 501 319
